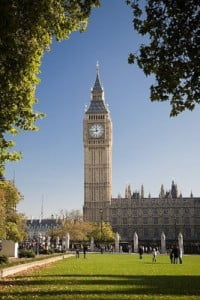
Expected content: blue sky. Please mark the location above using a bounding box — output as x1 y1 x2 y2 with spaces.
6 0 200 219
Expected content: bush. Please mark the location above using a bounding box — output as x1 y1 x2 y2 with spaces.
39 248 54 255
18 249 35 258
0 255 8 264
54 248 64 253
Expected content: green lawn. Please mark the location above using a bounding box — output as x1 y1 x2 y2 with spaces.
0 253 200 299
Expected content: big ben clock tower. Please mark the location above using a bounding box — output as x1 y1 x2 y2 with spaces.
83 64 112 222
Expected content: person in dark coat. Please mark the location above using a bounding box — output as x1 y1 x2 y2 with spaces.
75 245 80 258
139 246 144 259
170 249 174 264
83 245 87 259
173 245 179 264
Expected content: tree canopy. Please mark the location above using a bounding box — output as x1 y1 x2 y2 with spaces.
90 222 115 243
52 210 115 243
54 219 93 242
0 0 100 173
0 179 26 241
126 0 200 116
2 0 199 173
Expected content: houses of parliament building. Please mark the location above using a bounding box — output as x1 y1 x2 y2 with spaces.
83 65 200 248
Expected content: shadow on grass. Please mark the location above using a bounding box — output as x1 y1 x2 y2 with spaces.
0 274 200 298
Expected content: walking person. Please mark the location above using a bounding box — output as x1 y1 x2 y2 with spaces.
173 245 179 264
75 245 80 258
83 245 87 259
170 249 174 264
139 246 144 259
152 248 157 262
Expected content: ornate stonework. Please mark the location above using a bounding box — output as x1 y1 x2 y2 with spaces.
83 67 200 247
83 65 112 222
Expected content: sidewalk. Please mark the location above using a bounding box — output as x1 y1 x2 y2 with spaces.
0 254 74 278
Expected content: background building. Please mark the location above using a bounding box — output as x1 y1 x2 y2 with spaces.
111 181 200 249
83 67 200 250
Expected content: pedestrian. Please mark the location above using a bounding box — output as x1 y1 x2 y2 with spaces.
83 245 87 258
170 249 174 264
139 246 144 259
75 245 80 258
152 248 157 262
173 245 179 264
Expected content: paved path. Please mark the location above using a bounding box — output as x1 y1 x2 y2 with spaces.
0 254 74 278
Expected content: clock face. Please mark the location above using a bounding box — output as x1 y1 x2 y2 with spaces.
89 124 104 138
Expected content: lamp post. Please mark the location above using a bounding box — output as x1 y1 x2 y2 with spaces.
174 218 177 243
99 209 103 241
51 214 55 249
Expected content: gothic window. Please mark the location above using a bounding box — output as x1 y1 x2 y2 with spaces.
112 208 116 215
122 228 127 239
153 217 158 225
175 208 179 215
132 218 137 224
184 217 190 224
163 209 168 214
195 208 200 216
196 231 200 239
117 209 121 215
143 208 148 215
112 217 117 225
123 217 127 224
153 208 157 215
164 217 169 224
184 208 189 214
185 227 191 237
164 228 169 236
153 228 159 238
123 209 127 216
143 217 148 224
132 210 137 216
143 228 149 237
195 218 200 225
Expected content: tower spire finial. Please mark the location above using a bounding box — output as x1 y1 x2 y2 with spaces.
96 61 99 73
91 61 104 100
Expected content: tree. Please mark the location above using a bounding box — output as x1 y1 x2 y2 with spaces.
0 188 6 239
126 0 200 116
55 219 93 242
59 209 83 222
0 180 27 241
0 0 100 174
90 222 115 243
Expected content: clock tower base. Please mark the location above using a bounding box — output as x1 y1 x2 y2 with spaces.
83 201 110 223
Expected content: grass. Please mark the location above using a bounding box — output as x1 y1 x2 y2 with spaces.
0 253 200 299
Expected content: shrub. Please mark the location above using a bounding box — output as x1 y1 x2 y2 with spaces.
18 249 35 258
0 255 8 264
39 248 55 255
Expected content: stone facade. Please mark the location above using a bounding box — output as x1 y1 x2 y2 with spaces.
83 67 200 245
83 65 112 222
110 183 200 243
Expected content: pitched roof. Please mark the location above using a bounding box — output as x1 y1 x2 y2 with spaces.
86 100 108 113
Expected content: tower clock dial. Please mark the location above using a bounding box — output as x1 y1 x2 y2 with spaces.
89 123 104 138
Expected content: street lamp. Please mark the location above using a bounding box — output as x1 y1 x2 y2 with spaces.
99 209 103 240
174 218 177 243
